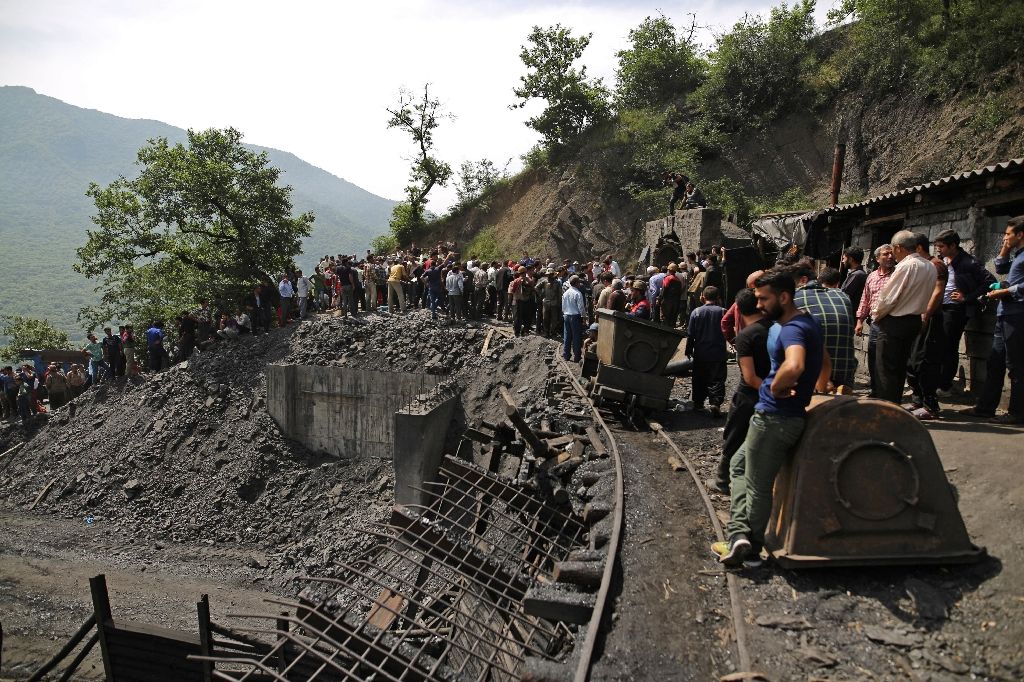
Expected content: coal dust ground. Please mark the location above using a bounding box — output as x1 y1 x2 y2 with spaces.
590 372 1023 682
1 317 1022 681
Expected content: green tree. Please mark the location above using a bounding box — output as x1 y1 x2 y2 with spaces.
76 127 314 328
828 0 1024 94
512 24 611 149
386 85 453 246
694 0 818 132
369 234 398 255
454 158 509 209
0 315 72 361
614 15 707 110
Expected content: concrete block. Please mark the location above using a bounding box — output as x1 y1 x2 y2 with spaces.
393 394 458 507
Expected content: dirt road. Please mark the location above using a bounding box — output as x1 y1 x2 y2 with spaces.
0 510 279 681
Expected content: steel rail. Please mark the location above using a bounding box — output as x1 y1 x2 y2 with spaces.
553 356 625 682
649 421 753 674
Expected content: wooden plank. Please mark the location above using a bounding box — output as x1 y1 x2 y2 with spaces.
544 434 575 449
498 386 552 456
89 575 116 682
29 476 58 510
196 595 213 682
553 561 604 588
366 589 406 631
585 427 606 456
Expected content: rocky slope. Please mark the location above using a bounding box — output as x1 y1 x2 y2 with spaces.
432 76 1024 263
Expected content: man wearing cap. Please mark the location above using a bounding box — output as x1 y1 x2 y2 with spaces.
659 263 685 328
562 275 586 362
510 266 537 335
538 269 563 338
626 281 651 319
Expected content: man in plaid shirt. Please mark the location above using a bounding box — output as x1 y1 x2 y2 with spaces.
793 259 857 388
855 245 895 396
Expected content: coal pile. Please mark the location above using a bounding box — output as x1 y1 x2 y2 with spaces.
0 310 567 583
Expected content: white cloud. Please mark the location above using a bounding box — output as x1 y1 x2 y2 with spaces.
0 0 842 215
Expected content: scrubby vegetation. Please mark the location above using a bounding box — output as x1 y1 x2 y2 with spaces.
412 0 1024 240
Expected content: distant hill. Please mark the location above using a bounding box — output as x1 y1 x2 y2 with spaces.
0 86 396 338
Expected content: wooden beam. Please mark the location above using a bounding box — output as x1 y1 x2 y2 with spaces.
498 386 552 457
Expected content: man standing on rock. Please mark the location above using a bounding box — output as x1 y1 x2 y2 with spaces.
510 266 536 336
713 268 826 567
872 230 936 404
296 269 311 319
446 263 465 322
387 258 407 314
562 275 585 362
277 273 294 326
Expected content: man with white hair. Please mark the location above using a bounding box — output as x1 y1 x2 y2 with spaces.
872 230 937 404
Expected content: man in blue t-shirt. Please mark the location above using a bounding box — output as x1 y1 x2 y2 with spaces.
712 268 828 567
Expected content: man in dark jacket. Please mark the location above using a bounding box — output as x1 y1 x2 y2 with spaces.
840 246 868 312
933 229 996 395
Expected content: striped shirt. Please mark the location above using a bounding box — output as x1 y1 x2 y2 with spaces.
856 268 893 321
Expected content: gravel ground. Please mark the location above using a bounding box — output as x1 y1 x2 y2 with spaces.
592 367 1023 682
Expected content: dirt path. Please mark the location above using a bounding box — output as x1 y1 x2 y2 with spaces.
0 511 280 681
590 412 735 681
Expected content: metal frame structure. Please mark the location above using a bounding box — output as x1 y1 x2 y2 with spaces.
196 456 585 681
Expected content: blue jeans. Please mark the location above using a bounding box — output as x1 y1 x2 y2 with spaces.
726 411 806 546
562 314 582 361
428 289 444 318
977 314 1024 418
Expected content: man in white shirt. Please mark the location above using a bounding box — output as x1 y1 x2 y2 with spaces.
562 275 586 362
446 264 465 321
872 230 937 403
278 274 294 327
295 269 311 319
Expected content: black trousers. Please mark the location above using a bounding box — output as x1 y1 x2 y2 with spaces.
661 298 681 328
906 314 945 411
692 360 727 407
938 305 968 391
715 387 759 486
875 314 923 404
514 300 535 335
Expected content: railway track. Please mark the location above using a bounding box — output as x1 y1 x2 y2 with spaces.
557 353 753 680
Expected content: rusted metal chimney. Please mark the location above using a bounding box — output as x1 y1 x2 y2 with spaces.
830 143 847 207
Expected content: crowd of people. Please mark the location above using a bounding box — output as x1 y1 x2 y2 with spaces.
708 218 1024 569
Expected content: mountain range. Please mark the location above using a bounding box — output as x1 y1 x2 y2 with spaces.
0 85 396 338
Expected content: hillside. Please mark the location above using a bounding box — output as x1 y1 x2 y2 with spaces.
0 86 396 337
430 80 1024 262
423 5 1024 264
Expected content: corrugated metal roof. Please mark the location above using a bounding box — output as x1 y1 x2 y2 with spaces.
821 157 1024 215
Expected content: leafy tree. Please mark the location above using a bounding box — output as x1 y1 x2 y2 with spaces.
0 315 72 361
512 24 611 149
454 158 509 209
828 0 1024 94
76 128 314 327
614 15 707 110
370 234 398 255
693 0 818 132
386 85 453 245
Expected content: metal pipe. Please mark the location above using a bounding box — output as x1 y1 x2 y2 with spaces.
830 143 847 207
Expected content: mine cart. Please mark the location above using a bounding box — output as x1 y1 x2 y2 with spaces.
589 308 686 420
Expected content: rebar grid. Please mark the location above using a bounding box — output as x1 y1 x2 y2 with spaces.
198 452 582 681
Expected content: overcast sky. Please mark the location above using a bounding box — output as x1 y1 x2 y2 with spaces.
1 0 839 213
